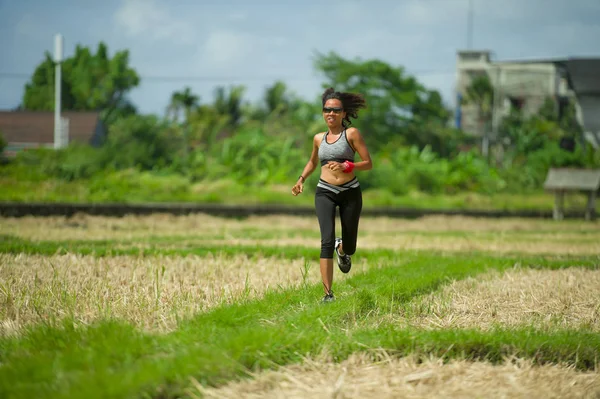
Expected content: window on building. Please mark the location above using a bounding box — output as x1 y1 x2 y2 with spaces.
508 96 525 110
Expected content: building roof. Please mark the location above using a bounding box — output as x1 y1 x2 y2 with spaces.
565 58 600 95
566 58 600 138
457 49 494 55
490 57 600 94
0 111 102 145
492 57 569 65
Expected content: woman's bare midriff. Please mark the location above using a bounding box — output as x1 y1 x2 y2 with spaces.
320 165 355 186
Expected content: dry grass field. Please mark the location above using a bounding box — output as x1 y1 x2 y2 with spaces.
194 354 600 399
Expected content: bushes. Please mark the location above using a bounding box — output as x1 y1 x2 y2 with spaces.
498 142 600 192
0 131 6 154
362 160 410 195
6 138 582 196
10 144 106 181
191 127 305 185
2 111 598 199
87 169 191 202
53 144 106 180
6 115 181 181
102 115 180 171
362 146 505 195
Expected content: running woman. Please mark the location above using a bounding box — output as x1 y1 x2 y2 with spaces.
292 87 373 302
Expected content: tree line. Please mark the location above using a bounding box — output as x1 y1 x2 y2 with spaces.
1 41 597 197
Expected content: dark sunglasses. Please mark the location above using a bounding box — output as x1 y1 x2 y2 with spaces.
322 107 343 114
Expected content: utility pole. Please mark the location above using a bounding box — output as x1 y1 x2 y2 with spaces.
486 65 502 163
54 34 63 149
467 0 474 49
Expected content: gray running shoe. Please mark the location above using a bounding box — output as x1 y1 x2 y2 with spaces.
322 292 335 303
335 237 352 273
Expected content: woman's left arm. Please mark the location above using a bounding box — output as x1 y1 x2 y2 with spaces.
347 127 372 171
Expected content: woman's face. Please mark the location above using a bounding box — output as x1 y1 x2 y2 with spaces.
323 99 345 129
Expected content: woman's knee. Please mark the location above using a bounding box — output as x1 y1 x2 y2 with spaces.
320 237 335 258
343 240 357 256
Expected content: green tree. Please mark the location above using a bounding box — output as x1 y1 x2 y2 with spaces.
533 96 583 138
247 80 293 122
213 85 246 130
0 130 6 155
538 97 558 122
102 115 178 170
166 87 200 165
166 91 186 124
22 42 139 124
412 90 450 124
314 51 447 151
188 105 230 150
166 87 200 124
243 81 320 145
557 98 583 138
264 80 292 116
405 89 471 157
499 96 583 161
463 73 494 138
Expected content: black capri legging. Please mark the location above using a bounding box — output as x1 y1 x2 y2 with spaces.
314 179 363 259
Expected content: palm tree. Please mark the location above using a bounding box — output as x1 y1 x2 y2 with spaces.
166 87 200 164
166 91 185 123
214 85 245 129
264 81 289 115
464 73 494 157
180 87 200 124
465 74 494 131
166 87 199 124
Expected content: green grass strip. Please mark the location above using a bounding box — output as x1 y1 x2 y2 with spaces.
0 234 315 259
0 251 598 398
1 234 598 268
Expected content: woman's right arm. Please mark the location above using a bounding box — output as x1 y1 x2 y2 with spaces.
292 133 322 195
299 133 321 181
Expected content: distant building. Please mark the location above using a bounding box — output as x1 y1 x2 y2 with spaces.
455 50 600 148
0 111 106 157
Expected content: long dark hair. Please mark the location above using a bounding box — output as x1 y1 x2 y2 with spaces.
322 87 367 128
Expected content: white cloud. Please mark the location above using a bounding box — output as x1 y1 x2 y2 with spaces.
113 0 195 44
15 14 36 37
14 14 51 41
336 29 437 63
197 29 291 74
336 1 365 22
5 0 597 116
534 23 600 58
202 30 252 65
478 0 590 22
394 0 465 26
399 2 444 25
227 12 247 22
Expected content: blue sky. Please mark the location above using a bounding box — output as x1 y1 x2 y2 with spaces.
1 0 599 115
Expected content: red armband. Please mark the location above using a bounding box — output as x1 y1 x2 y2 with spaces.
342 161 355 173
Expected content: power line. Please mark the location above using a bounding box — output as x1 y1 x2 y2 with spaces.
0 73 30 78
467 0 474 50
0 69 458 82
5 67 597 83
0 72 298 81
